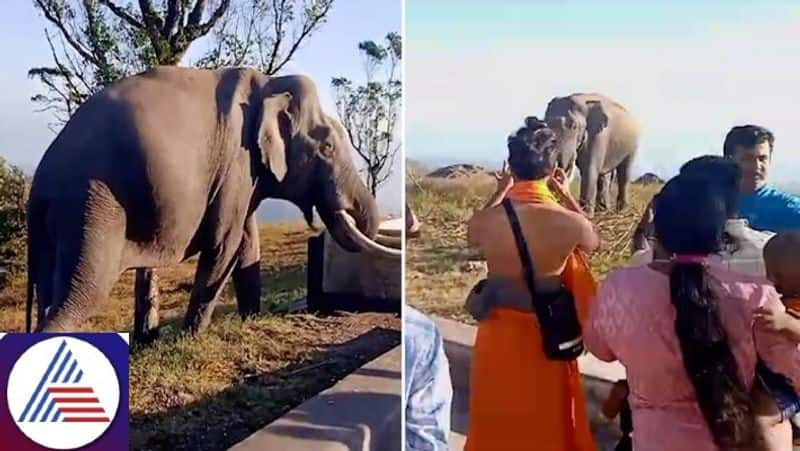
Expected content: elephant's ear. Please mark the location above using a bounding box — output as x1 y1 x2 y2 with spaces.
257 92 294 182
585 101 609 135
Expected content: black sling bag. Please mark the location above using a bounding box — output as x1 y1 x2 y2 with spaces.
502 198 584 361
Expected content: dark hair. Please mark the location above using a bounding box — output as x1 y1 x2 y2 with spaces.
679 155 742 218
723 125 775 157
507 118 558 180
654 177 763 450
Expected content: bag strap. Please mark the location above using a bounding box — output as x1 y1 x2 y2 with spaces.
501 198 538 299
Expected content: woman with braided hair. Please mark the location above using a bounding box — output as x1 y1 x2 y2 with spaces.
586 176 800 450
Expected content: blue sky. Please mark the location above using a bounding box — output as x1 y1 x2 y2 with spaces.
0 0 401 215
406 0 800 187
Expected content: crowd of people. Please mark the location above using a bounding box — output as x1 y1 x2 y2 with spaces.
404 123 800 451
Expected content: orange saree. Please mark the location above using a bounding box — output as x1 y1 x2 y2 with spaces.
465 180 597 451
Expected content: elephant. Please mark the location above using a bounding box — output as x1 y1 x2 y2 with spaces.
530 93 640 216
25 66 401 335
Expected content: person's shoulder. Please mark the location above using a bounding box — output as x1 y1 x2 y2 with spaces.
762 184 800 204
469 203 504 226
709 263 774 298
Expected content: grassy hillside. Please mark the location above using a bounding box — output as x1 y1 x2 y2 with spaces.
0 222 400 451
405 165 662 322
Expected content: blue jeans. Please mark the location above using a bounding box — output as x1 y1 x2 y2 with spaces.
756 360 800 421
404 306 453 450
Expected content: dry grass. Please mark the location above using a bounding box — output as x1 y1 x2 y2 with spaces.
0 221 401 451
406 168 662 321
130 312 400 451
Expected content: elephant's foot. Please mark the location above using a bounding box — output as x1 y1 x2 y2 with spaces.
182 310 212 335
581 202 596 219
134 268 161 344
233 262 262 320
133 327 161 347
238 302 260 320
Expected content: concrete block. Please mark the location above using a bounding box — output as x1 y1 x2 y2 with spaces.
307 219 401 313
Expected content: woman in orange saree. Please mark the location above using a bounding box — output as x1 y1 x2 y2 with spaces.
465 120 599 451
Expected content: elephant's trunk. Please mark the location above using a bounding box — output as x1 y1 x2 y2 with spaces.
324 171 401 259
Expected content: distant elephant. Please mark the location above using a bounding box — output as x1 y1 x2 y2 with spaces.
531 93 640 216
25 66 401 334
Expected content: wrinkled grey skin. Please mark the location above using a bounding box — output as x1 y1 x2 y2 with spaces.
26 66 383 334
534 93 640 216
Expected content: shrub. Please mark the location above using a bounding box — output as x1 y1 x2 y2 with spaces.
0 157 29 288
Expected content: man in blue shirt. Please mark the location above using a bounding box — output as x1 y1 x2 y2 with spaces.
404 305 452 450
723 125 800 232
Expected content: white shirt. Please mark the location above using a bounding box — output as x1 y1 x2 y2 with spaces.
628 219 775 278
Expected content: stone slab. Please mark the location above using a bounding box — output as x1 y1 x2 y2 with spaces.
228 346 401 451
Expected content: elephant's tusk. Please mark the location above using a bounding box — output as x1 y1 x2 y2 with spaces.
335 210 403 259
374 233 403 249
376 228 402 238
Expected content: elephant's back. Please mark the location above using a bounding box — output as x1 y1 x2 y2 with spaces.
30 68 220 242
31 91 132 200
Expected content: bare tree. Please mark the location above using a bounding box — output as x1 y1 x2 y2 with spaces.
29 0 334 126
332 32 402 196
196 0 333 75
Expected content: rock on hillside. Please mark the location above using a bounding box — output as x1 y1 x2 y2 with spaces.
633 173 664 185
406 159 429 179
426 164 492 179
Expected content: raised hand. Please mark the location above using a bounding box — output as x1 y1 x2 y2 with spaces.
495 160 515 193
548 167 572 198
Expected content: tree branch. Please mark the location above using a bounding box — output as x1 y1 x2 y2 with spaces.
270 0 332 74
188 0 206 25
265 0 286 74
138 0 163 30
163 0 181 34
34 0 99 65
186 0 229 39
97 0 144 28
177 0 188 35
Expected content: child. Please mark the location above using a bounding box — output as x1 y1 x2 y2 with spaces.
752 231 800 448
756 231 800 340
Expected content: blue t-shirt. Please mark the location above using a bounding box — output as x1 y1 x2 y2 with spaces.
739 184 800 232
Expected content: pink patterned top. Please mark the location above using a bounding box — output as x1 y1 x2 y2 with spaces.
585 263 800 451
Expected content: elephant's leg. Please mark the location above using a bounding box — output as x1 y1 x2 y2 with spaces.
578 131 610 218
595 172 611 212
42 186 125 332
34 245 55 331
616 156 634 212
133 268 160 344
233 212 261 319
183 239 242 334
578 157 600 219
183 177 249 334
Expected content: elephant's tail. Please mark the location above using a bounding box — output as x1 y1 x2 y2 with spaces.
25 247 33 333
25 199 41 334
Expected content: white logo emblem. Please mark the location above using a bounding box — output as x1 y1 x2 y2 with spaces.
6 337 120 449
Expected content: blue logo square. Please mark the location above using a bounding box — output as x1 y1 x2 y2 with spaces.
0 333 129 450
